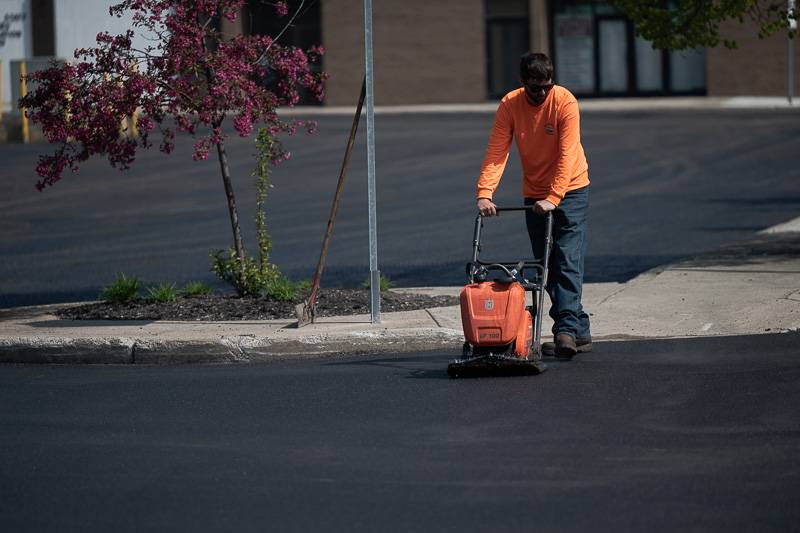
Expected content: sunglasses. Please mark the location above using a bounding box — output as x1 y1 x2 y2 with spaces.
524 82 554 94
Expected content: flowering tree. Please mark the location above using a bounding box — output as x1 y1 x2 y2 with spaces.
20 0 325 291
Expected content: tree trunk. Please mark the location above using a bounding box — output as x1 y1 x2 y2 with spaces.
201 22 246 293
215 136 247 292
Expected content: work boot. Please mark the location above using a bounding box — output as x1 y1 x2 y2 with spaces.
554 333 577 359
542 335 592 358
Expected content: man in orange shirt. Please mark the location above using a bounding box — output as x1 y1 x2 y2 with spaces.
476 52 591 359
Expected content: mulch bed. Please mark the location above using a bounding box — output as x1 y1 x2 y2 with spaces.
55 289 459 321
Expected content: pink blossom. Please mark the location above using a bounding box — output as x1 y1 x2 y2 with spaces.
20 0 326 191
274 1 288 17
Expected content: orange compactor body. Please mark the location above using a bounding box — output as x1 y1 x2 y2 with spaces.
447 208 551 378
460 280 533 358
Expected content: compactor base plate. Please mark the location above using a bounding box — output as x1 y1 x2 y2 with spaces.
447 354 547 378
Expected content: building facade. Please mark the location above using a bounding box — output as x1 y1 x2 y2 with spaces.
317 0 798 105
1 0 798 112
0 0 147 113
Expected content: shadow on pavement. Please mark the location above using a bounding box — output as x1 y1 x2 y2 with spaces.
324 354 453 380
326 332 800 379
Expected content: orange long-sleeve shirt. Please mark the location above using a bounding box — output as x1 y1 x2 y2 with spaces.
477 85 589 206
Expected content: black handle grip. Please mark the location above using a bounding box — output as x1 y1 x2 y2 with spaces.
495 206 534 212
478 206 549 217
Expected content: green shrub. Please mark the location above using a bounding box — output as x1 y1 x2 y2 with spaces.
147 282 179 302
183 281 212 296
101 273 141 303
210 128 288 298
211 248 279 297
362 273 394 292
210 249 307 301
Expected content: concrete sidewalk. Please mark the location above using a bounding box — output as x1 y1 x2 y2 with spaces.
280 96 800 116
2 228 798 365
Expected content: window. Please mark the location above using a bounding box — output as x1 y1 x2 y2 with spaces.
551 1 706 96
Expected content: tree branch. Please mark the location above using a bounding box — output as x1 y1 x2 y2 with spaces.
254 0 306 66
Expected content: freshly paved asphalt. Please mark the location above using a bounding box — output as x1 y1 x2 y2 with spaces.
2 109 800 306
2 333 798 532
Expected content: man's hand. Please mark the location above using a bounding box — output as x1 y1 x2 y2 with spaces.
477 198 497 217
533 200 556 215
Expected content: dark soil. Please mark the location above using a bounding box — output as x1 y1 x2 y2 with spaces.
56 289 459 321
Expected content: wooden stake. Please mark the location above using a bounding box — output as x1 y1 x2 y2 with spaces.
294 77 367 327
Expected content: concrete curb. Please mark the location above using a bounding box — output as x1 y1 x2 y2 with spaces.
0 328 465 365
0 337 135 364
135 328 464 365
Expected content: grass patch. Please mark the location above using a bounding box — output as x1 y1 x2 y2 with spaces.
147 282 179 302
362 273 394 292
101 273 141 303
294 279 313 292
183 281 213 296
264 275 298 302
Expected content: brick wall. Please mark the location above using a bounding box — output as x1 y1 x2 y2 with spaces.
708 19 800 96
321 0 486 105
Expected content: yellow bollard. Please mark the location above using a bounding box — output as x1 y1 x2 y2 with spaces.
64 88 74 142
128 61 139 138
106 71 134 138
19 61 30 143
130 107 139 138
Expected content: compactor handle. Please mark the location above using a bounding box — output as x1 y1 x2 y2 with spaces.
477 206 535 217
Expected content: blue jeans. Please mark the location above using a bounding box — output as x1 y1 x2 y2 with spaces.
525 186 591 340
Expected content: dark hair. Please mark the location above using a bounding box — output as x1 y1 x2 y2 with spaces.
520 52 553 82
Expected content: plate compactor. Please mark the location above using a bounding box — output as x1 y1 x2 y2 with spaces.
447 207 553 378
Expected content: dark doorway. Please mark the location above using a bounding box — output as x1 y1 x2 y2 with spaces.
486 0 530 98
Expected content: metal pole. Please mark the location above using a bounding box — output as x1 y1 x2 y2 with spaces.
790 0 796 105
535 212 553 357
364 0 380 323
